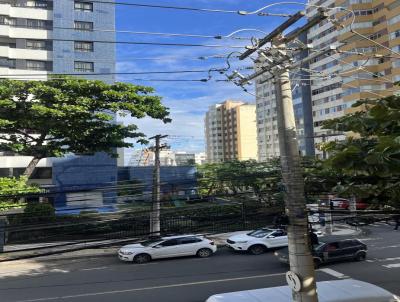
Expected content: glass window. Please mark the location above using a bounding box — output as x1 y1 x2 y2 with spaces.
31 168 52 179
74 61 94 72
27 19 47 29
74 21 93 31
74 41 93 52
26 60 46 70
179 237 202 244
247 228 274 238
26 40 46 50
141 239 162 247
74 1 93 11
159 239 179 247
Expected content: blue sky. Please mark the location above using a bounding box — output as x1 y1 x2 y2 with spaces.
115 0 307 160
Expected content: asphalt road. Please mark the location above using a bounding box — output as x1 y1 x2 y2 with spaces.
0 223 399 302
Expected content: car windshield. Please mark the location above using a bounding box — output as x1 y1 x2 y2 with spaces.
141 239 163 247
247 228 274 238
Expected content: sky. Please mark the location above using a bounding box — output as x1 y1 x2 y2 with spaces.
114 0 307 162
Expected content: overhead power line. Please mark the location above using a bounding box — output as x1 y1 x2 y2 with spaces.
0 69 223 78
50 38 244 49
53 27 252 40
68 0 292 17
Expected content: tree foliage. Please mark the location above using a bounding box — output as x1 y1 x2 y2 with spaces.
0 77 170 177
321 96 400 207
196 159 338 205
0 177 41 209
197 160 282 203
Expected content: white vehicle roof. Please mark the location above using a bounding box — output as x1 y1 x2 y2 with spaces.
206 279 398 302
160 234 203 240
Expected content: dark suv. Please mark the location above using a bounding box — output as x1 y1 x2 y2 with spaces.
275 239 367 267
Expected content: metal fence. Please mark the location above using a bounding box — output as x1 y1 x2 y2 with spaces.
1 203 282 250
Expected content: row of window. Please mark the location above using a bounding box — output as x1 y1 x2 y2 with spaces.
0 57 94 72
3 0 93 11
313 104 347 117
0 15 52 29
312 83 341 96
312 93 342 107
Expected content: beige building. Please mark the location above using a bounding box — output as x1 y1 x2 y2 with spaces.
204 100 257 163
307 0 400 157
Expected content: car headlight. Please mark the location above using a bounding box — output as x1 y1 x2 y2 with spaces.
236 241 248 244
274 251 278 256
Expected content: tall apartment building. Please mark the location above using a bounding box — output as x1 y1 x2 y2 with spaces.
0 0 116 208
307 0 400 157
205 100 257 163
255 32 315 161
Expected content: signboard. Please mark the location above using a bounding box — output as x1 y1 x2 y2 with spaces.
286 271 302 292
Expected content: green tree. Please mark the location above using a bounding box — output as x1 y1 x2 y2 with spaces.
0 177 41 211
197 160 282 204
321 96 400 208
0 77 170 178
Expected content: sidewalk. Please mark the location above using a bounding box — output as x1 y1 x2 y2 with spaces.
0 238 138 262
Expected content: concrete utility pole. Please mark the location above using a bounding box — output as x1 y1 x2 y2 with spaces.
149 134 168 237
273 37 318 302
236 9 328 302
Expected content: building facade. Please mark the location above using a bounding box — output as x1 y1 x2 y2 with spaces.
205 100 257 163
307 0 400 157
0 0 116 209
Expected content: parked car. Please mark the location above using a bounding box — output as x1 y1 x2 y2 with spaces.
118 235 217 263
205 279 400 302
337 199 369 210
226 228 288 255
274 239 367 267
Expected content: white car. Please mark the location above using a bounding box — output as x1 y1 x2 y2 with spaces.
206 279 400 302
226 228 288 255
118 235 217 263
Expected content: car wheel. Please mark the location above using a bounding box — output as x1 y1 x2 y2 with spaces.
248 245 266 255
314 258 322 269
197 248 213 258
355 252 366 261
134 253 151 264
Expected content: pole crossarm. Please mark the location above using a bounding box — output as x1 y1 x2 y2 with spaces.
239 10 305 60
236 10 329 87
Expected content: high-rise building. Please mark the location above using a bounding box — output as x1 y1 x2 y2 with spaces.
205 100 257 163
307 0 400 157
255 32 315 161
0 0 115 82
0 0 116 208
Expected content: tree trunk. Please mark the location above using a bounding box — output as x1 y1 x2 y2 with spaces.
23 157 41 179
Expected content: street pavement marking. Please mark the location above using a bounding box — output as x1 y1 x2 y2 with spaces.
366 257 400 263
13 272 287 302
383 263 400 269
371 244 400 250
81 267 108 271
319 268 349 279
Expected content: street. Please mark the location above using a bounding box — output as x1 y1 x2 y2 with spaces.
0 223 399 302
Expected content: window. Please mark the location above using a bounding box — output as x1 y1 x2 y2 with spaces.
74 21 93 31
74 61 94 72
26 60 46 70
31 167 52 179
26 40 46 50
159 239 179 247
179 237 202 245
27 19 47 29
74 1 93 11
74 41 93 52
